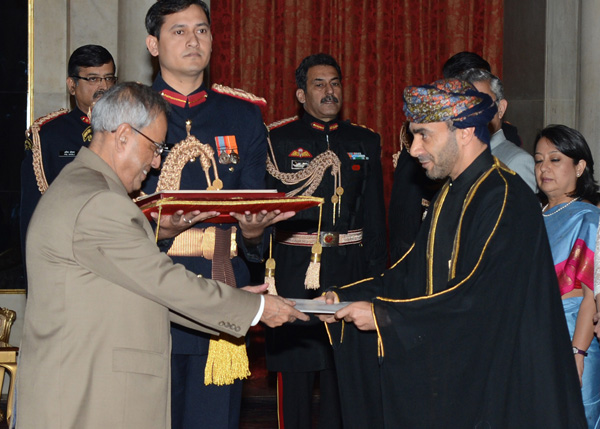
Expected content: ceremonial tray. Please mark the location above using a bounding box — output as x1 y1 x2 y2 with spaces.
135 190 323 223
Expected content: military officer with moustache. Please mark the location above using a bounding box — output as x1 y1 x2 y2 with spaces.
20 45 116 276
265 53 387 429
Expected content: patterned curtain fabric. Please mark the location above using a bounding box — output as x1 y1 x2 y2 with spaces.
210 0 503 199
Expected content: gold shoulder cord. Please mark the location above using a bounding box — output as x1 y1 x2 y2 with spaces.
266 120 332 289
156 119 223 192
211 83 267 107
266 133 342 225
27 108 69 194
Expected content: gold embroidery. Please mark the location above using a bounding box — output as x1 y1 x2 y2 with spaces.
377 161 508 304
426 183 450 295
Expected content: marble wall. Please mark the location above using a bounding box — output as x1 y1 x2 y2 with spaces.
504 0 600 164
32 0 162 118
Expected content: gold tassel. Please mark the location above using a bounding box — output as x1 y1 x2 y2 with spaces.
265 234 278 295
204 333 250 386
305 203 324 289
304 242 322 289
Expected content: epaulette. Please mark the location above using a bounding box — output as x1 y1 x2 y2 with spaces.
25 108 69 195
349 121 376 133
211 83 267 107
25 108 69 141
267 116 299 131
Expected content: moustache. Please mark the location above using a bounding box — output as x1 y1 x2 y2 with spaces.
320 95 339 104
92 89 106 101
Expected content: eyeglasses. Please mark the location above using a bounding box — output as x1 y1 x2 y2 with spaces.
71 75 118 84
130 126 166 156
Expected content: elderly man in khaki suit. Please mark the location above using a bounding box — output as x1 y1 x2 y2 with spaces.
16 82 308 429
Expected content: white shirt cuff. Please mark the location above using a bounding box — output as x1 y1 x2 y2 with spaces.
251 295 265 326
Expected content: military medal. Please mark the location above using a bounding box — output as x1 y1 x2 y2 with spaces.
215 135 239 165
219 151 231 164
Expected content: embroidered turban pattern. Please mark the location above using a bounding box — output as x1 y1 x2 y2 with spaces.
403 79 498 143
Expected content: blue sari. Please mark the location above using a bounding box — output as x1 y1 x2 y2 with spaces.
544 200 600 428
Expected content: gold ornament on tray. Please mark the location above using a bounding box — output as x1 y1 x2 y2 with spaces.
156 119 223 191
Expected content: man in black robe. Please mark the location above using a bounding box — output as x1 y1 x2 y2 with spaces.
321 79 587 427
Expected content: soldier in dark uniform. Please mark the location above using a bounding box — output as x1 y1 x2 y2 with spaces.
20 44 116 282
143 1 294 428
265 53 387 429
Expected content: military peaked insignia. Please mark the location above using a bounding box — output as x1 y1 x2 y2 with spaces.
211 83 267 107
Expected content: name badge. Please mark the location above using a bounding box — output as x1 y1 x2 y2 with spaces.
59 150 78 157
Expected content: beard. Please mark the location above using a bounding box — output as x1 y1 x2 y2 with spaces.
423 132 459 180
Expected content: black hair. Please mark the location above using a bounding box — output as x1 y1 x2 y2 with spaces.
442 51 490 79
146 0 211 38
295 53 342 91
535 124 599 205
67 45 115 77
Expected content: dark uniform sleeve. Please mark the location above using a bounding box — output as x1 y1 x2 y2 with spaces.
234 107 268 263
360 132 388 276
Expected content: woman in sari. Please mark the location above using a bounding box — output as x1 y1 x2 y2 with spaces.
535 124 600 428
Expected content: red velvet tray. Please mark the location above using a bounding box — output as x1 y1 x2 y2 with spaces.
135 190 323 223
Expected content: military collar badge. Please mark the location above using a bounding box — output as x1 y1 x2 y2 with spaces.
310 121 338 133
160 89 208 108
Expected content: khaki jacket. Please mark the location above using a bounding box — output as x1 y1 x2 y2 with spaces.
17 147 260 428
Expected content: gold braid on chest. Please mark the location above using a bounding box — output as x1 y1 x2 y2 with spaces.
266 148 341 198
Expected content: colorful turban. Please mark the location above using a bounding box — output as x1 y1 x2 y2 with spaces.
403 79 498 144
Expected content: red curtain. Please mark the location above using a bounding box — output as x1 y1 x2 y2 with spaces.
210 0 503 200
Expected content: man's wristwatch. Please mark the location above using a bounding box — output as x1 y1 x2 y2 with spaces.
573 347 588 357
